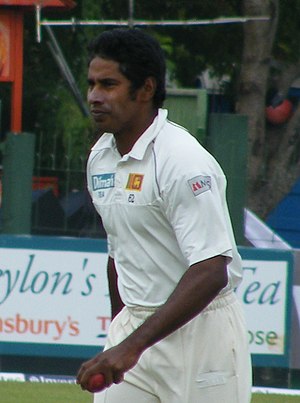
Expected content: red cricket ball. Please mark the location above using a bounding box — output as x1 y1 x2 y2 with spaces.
87 373 106 393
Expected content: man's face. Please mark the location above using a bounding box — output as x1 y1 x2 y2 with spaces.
87 56 140 136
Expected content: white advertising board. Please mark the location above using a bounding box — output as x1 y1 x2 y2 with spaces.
237 248 293 367
0 236 110 357
0 238 293 366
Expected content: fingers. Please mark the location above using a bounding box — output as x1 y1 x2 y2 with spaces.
76 355 123 392
113 371 124 385
76 356 99 389
76 361 92 390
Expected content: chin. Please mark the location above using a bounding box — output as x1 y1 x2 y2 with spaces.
93 120 106 131
91 123 105 137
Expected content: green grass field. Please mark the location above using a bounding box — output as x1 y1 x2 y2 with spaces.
1 382 300 402
0 381 92 403
252 395 300 402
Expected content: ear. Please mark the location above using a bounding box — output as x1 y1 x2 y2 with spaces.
138 77 157 103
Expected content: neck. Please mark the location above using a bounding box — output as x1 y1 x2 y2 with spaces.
115 109 158 156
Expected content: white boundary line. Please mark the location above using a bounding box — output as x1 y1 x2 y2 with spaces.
0 372 75 384
252 386 300 396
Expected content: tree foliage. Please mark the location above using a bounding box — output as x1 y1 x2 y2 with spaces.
237 0 300 218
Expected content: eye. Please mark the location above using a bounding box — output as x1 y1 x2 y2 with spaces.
101 78 119 88
87 79 95 90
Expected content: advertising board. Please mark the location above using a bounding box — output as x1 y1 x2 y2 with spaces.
237 247 293 367
0 236 110 358
0 237 294 366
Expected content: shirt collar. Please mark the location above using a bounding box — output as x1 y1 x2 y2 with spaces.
91 132 115 152
127 108 168 160
91 109 168 159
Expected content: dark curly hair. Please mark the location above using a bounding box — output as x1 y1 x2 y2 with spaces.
87 28 166 108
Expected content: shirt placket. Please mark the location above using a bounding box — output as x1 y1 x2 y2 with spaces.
114 161 126 203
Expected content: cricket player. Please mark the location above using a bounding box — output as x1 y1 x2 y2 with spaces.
77 28 252 403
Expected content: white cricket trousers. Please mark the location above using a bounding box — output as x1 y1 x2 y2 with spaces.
94 291 252 403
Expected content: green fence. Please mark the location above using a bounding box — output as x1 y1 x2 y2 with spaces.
207 113 248 245
164 88 208 144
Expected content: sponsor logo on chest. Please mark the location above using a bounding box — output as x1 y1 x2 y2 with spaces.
92 173 115 190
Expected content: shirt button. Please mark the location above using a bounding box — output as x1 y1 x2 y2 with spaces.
114 191 122 202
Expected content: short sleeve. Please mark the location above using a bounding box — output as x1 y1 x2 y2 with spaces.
157 142 233 266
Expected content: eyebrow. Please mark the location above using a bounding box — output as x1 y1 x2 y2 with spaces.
87 77 120 85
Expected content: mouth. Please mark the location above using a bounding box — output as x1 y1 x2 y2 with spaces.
90 109 108 121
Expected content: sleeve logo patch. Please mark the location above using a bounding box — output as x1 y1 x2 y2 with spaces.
188 175 211 196
126 173 144 191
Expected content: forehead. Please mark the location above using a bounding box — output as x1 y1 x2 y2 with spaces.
88 56 123 79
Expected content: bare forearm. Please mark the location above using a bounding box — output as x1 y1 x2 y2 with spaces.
107 257 124 319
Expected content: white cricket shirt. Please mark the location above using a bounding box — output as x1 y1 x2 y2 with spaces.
87 109 243 307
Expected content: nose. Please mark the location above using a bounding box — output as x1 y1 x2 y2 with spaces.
87 86 104 105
